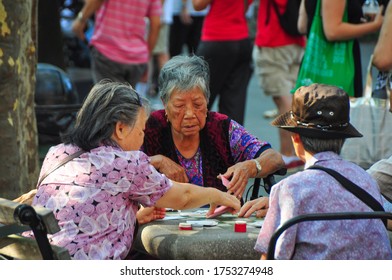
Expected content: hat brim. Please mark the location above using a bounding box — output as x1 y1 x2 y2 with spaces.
271 111 363 139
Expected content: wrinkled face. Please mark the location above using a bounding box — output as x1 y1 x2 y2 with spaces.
165 87 208 137
120 108 148 151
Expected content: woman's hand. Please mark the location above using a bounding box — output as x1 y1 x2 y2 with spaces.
13 189 37 205
206 189 241 217
237 197 270 218
219 149 284 199
136 206 166 225
72 18 87 41
219 161 253 199
180 6 193 25
373 6 385 29
149 155 189 183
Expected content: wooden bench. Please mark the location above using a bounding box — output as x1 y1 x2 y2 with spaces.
0 198 71 260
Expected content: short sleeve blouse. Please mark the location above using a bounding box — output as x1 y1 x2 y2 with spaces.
31 143 172 260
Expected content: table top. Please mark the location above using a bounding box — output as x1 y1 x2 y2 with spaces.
133 209 263 260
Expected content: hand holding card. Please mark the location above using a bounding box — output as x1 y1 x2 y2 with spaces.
206 205 233 219
220 174 230 188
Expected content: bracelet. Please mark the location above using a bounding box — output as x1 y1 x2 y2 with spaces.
253 159 262 177
76 11 87 23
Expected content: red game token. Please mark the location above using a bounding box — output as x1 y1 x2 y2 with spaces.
234 221 247 232
179 222 192 230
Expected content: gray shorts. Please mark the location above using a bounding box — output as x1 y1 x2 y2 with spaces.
252 44 304 97
90 46 147 88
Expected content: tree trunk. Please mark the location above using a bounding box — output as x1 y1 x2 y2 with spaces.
0 0 39 199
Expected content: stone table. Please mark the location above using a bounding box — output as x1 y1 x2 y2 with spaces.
133 209 263 260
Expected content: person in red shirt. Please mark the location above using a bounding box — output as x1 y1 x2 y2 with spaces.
253 0 306 170
193 0 253 125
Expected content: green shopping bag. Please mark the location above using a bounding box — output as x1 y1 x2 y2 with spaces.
293 0 355 96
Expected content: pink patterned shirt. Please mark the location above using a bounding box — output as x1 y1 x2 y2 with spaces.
90 0 162 64
255 152 392 260
31 144 172 260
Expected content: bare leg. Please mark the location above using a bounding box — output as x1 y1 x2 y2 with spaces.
273 95 295 157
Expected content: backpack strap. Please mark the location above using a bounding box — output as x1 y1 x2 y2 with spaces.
308 165 387 227
37 149 85 186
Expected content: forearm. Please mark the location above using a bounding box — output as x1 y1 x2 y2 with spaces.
149 154 163 170
192 0 211 11
79 0 105 21
255 149 285 178
298 0 308 35
322 0 381 41
324 21 381 41
147 15 161 53
373 3 392 71
72 0 104 39
155 182 222 210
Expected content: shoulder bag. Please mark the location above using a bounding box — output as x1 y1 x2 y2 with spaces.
293 0 355 96
340 55 392 169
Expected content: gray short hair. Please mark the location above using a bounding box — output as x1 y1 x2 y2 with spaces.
159 55 210 105
62 80 149 151
300 135 346 155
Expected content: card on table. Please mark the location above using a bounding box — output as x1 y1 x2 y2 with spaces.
207 205 233 219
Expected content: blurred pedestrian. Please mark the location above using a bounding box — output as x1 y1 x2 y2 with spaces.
253 0 306 170
72 0 162 88
148 0 173 97
193 0 253 125
297 0 383 97
169 0 208 57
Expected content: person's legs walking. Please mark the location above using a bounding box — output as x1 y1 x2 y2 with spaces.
196 41 228 111
253 44 304 168
218 39 252 125
169 16 187 57
186 16 204 54
197 40 251 125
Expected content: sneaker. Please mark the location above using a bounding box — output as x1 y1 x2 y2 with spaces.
263 108 279 119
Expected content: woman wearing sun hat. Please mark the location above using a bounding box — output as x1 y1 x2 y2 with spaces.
252 83 392 260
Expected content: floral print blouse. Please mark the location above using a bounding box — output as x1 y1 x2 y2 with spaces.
30 144 172 260
175 119 269 186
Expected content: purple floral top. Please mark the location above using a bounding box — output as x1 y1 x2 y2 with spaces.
255 152 392 260
175 120 268 186
29 144 172 260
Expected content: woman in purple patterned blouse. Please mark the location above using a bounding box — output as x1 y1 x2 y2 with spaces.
143 55 285 202
30 81 240 259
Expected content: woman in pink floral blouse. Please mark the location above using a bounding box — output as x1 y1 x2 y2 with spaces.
31 81 240 260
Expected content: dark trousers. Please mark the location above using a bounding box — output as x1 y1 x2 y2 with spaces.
169 15 205 57
196 38 253 125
